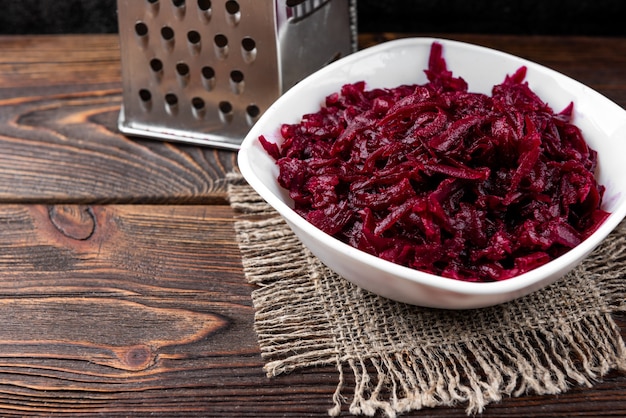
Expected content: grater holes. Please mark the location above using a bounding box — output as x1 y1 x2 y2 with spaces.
176 62 190 75
149 58 164 81
214 34 228 47
191 97 206 119
161 26 175 50
214 34 229 59
229 70 244 94
172 0 186 18
165 93 179 104
201 66 215 78
192 97 205 108
139 89 152 111
187 30 201 54
241 37 257 63
134 21 149 48
201 66 216 90
134 21 149 37
176 62 190 86
246 104 260 118
246 104 260 126
187 30 201 44
225 1 240 25
165 93 179 115
139 89 152 106
219 101 232 113
230 70 243 83
218 101 233 124
197 0 211 21
161 26 174 40
150 58 163 72
147 0 160 15
198 0 211 11
241 37 255 51
225 0 239 14
139 89 152 101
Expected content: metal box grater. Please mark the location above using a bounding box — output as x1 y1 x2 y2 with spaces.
116 0 358 150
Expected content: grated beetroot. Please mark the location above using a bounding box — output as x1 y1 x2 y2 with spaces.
259 42 610 282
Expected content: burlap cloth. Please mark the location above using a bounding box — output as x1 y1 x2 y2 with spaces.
227 174 626 417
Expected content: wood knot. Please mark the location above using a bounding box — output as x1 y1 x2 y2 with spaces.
48 205 95 240
118 345 155 371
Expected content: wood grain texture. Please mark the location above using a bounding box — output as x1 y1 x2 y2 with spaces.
0 203 258 415
0 202 624 417
0 35 237 204
0 33 625 417
0 35 120 88
1 34 625 203
0 90 238 203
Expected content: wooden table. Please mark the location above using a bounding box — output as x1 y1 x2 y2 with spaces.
0 33 625 417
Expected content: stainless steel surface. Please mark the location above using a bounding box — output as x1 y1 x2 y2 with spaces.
117 0 357 149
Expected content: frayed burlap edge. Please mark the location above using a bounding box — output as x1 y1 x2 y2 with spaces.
227 173 626 417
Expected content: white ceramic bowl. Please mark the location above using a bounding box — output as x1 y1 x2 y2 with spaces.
237 37 626 309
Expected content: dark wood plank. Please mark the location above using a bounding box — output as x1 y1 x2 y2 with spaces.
1 33 625 417
0 202 358 417
1 35 625 204
0 91 237 203
0 35 121 88
0 90 239 204
0 35 238 204
0 202 625 417
0 203 255 415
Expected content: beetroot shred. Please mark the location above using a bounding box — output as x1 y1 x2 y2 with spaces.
259 42 610 282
